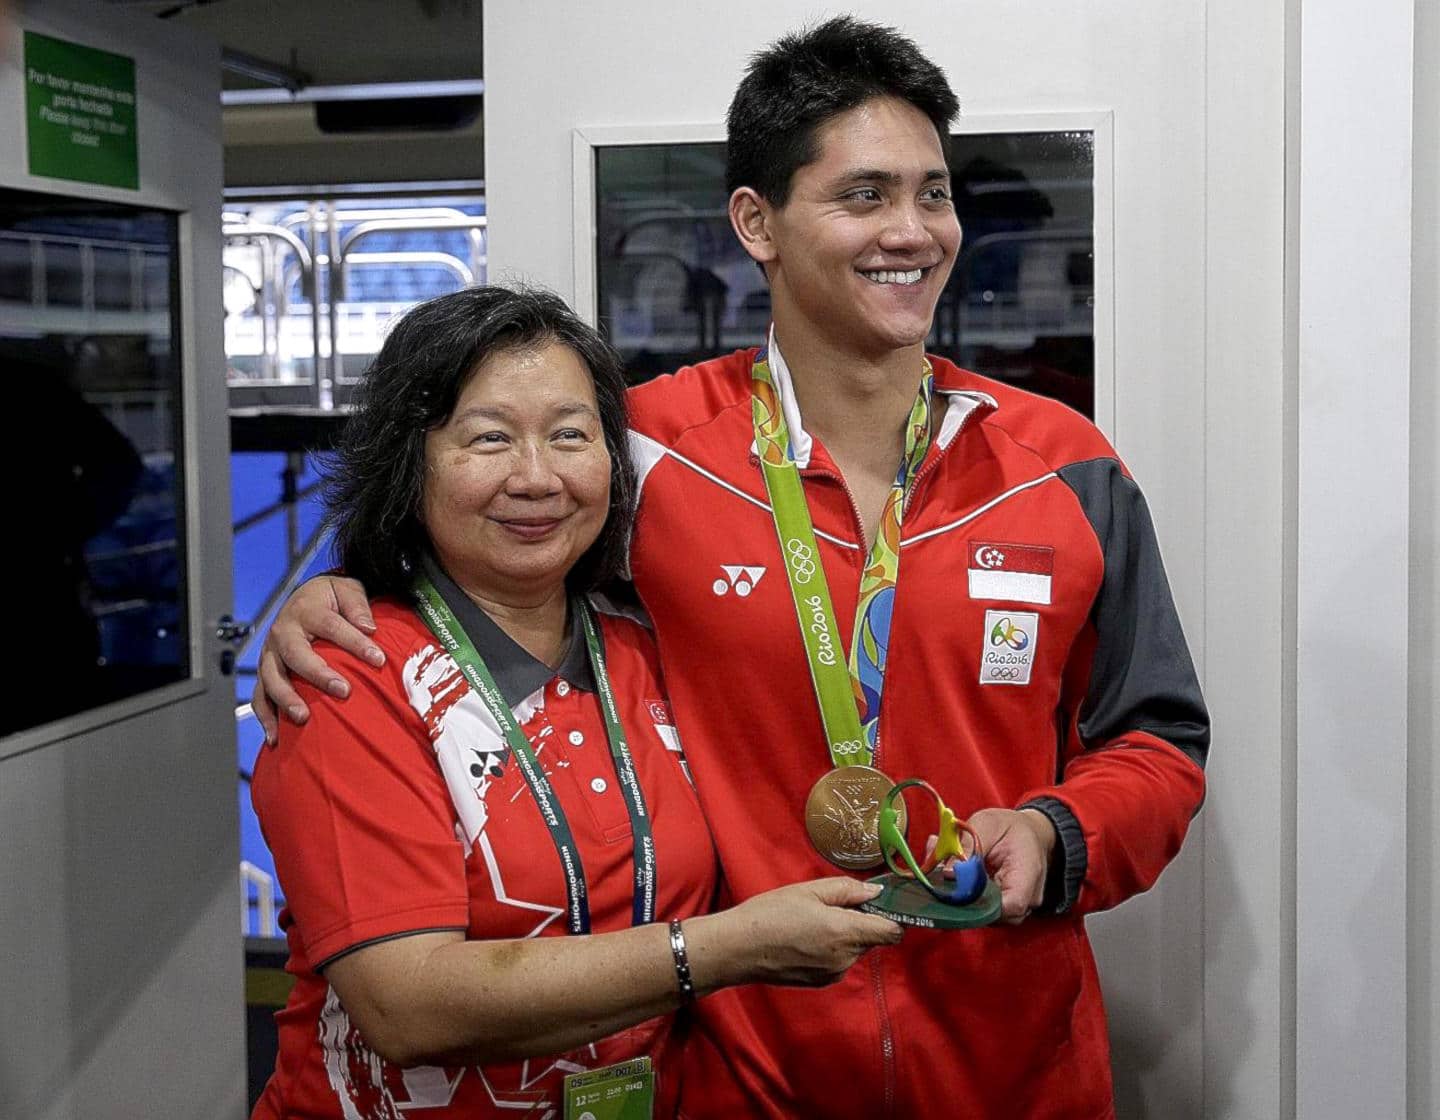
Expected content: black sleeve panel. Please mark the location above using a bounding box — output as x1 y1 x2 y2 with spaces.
1017 795 1087 915
1057 458 1210 769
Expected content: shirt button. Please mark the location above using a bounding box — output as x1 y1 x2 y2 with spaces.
555 680 571 697
590 777 608 794
568 730 585 746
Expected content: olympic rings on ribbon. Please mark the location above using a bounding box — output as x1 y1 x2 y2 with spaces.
877 779 989 906
785 538 816 584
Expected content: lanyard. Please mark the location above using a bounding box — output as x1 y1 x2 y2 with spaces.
751 348 935 768
413 576 656 934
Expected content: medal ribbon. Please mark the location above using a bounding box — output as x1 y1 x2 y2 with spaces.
413 576 656 934
751 348 934 768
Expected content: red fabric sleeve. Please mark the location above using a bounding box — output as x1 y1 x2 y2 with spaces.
251 639 470 967
1019 450 1209 916
1020 730 1205 915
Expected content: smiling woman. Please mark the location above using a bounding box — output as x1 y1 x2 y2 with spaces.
420 341 615 663
325 287 636 604
247 285 901 1120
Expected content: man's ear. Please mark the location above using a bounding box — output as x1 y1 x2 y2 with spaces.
728 187 779 266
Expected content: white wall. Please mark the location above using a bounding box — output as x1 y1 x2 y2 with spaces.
1204 0 1292 1112
485 2 1288 1115
1409 0 1439 1111
0 4 244 1118
1294 1 1414 1115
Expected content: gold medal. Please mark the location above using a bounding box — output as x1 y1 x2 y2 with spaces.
804 765 906 870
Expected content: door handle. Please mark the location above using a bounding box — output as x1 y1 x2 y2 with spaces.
216 615 253 676
216 615 253 644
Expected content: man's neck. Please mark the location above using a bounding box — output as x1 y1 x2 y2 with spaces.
771 319 933 471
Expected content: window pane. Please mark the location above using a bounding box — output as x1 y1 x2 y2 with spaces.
0 188 187 736
593 130 1095 417
935 130 1094 417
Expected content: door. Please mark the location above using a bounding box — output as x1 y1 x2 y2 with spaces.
0 4 244 1118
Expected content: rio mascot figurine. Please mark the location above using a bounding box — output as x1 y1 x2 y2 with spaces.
863 779 1004 930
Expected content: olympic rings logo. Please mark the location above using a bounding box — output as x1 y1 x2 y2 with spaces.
786 538 817 584
831 739 863 756
988 666 1023 681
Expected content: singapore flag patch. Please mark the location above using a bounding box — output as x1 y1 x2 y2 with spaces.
647 698 694 785
967 541 1054 605
646 699 682 754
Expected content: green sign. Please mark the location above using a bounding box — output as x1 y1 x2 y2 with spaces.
25 32 138 190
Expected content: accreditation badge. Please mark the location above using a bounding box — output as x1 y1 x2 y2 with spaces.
563 1056 654 1120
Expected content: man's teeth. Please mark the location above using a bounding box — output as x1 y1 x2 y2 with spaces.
863 269 924 285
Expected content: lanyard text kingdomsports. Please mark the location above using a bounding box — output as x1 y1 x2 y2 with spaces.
751 350 935 768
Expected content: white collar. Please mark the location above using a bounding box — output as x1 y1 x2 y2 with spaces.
761 326 997 468
764 327 816 467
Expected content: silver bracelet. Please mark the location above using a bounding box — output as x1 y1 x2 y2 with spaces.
668 918 696 1003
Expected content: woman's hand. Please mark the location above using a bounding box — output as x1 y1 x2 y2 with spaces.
686 877 902 991
251 574 381 743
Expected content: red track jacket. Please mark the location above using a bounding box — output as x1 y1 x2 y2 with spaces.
626 348 1208 1119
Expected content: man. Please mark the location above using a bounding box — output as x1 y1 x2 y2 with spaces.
255 18 1207 1118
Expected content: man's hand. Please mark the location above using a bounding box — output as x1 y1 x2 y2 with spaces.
967 807 1058 923
251 575 382 744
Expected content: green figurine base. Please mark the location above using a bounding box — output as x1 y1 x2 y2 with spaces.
859 873 1003 930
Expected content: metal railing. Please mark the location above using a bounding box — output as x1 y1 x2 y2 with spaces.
223 203 487 408
240 859 278 937
0 228 170 321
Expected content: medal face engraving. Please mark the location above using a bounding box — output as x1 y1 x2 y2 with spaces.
804 765 905 869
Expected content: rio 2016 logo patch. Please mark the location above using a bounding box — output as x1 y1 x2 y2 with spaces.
980 609 1039 686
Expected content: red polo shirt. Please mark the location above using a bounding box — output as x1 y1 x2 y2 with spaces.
251 584 717 1120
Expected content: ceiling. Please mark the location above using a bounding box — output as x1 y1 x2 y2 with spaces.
102 0 486 189
105 0 483 89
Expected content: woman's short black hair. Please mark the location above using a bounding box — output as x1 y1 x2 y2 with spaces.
325 284 636 598
725 16 960 206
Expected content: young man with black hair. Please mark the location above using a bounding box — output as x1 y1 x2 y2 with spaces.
255 17 1207 1118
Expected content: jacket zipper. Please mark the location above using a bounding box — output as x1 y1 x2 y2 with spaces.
871 953 896 1118
901 394 995 519
798 460 895 1111
800 394 991 1118
826 465 871 563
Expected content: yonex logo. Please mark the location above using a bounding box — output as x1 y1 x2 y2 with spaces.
713 565 766 597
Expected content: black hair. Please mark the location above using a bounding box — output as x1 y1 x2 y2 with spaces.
324 285 636 598
725 16 960 206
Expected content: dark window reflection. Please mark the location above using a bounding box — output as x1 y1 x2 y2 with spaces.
594 131 1094 417
937 132 1093 417
0 188 187 737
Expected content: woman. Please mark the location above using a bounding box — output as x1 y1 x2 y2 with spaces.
249 286 900 1120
